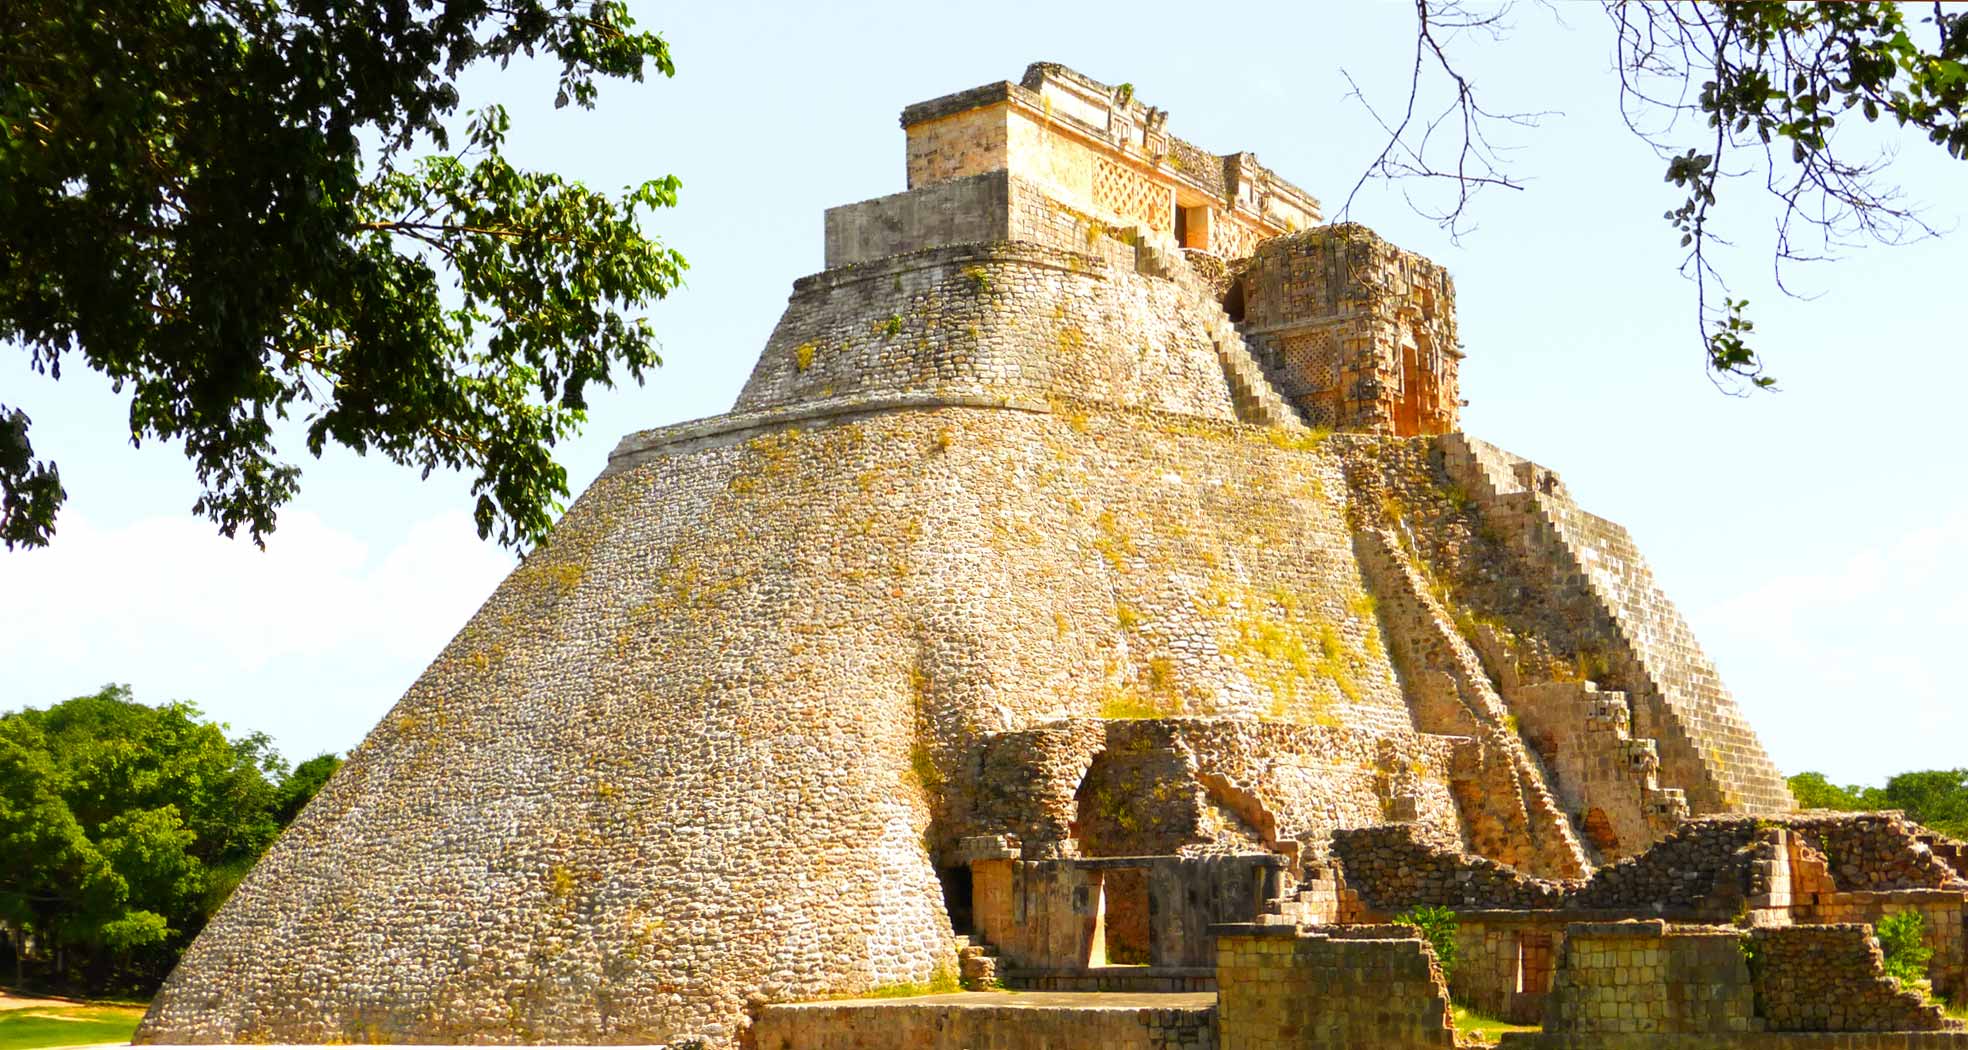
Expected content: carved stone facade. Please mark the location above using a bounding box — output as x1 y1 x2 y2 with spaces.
1233 225 1463 435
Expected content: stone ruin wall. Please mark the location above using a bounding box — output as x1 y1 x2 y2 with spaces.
139 62 1820 1049
1543 921 1760 1037
1325 814 1968 1026
141 264 1810 1048
1520 919 1959 1047
961 717 1463 868
755 996 1217 1050
1751 924 1955 1032
1215 924 1455 1050
823 170 1141 272
142 390 1446 1046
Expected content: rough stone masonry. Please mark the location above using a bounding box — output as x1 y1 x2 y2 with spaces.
138 62 1835 1049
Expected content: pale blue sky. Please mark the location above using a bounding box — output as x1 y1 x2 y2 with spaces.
3 2 1963 784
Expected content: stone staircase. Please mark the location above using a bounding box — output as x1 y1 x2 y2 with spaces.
1204 310 1304 428
1260 863 1346 925
1130 225 1308 431
954 934 1000 990
1355 528 1593 881
1440 432 1796 818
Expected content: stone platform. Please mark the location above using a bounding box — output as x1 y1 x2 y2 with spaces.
753 990 1217 1050
1502 1035 1968 1049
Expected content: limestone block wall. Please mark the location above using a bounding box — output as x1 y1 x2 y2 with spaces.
1453 912 1578 1025
1215 924 1455 1050
1751 925 1954 1032
823 171 1140 270
1786 813 1968 891
1570 818 1765 915
1796 885 1968 1001
905 93 1013 189
1329 824 1573 912
733 242 1242 422
754 995 1218 1050
1544 921 1758 1036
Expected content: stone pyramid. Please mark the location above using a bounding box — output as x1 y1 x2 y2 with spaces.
138 64 1793 1048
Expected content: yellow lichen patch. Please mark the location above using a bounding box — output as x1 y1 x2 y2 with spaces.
1092 510 1135 569
1265 426 1333 453
1055 325 1086 355
1047 394 1093 434
1205 582 1379 721
793 342 818 372
1115 602 1144 630
903 741 943 794
1098 682 1179 720
726 427 804 495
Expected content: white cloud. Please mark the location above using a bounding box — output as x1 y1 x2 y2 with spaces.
0 511 514 760
1691 514 1968 786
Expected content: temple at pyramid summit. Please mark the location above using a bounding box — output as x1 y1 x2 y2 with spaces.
140 64 1968 1050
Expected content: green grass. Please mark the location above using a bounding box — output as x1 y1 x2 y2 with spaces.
1943 995 1968 1022
1452 1003 1540 1044
0 1006 145 1050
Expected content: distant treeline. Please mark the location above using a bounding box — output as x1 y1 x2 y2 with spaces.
1 685 341 995
1788 769 1968 840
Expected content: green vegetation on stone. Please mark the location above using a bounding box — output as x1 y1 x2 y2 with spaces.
1876 910 1933 986
1395 904 1459 983
1787 770 1968 839
1 686 339 995
835 965 962 1000
1451 1002 1539 1044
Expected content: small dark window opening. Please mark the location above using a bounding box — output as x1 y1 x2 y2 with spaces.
1173 206 1190 248
937 865 974 935
1222 278 1247 324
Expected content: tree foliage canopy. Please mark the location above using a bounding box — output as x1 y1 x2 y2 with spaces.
0 685 340 992
1787 768 1968 839
1351 1 1966 389
0 0 685 550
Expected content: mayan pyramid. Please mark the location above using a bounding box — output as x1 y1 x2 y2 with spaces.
137 63 1795 1048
